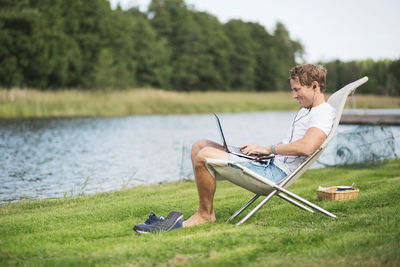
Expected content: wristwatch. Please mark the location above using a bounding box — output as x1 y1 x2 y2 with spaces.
271 144 278 155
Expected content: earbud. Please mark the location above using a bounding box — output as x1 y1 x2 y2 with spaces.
313 85 316 90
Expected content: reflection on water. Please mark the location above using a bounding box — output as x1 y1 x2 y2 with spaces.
1 111 399 204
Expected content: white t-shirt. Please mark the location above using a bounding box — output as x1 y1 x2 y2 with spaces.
274 102 336 175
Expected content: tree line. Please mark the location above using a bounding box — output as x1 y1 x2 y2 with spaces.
323 59 399 95
0 0 399 95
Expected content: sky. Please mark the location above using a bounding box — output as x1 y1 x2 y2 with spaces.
109 0 400 62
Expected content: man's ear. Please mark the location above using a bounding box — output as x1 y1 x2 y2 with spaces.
311 81 319 91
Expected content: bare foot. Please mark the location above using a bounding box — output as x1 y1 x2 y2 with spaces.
183 212 216 227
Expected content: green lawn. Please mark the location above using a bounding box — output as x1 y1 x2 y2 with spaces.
1 159 399 266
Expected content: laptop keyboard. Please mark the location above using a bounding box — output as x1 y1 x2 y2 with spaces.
228 145 243 154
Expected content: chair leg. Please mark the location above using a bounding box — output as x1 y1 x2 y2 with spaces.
277 193 314 213
236 190 278 226
226 194 260 223
275 186 337 218
235 188 336 226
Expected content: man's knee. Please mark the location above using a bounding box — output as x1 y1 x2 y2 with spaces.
194 147 221 169
194 147 209 168
191 139 211 158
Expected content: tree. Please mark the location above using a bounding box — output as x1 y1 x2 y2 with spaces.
223 20 257 91
128 8 171 89
388 59 400 96
246 22 279 91
7 0 398 96
27 0 82 88
272 22 303 91
61 0 112 88
190 11 231 91
0 0 39 87
148 0 231 91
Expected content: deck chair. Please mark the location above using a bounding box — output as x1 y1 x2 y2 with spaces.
205 77 369 225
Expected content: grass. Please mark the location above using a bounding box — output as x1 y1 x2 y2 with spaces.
1 88 399 118
0 159 399 266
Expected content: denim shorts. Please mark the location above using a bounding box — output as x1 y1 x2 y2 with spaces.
228 153 287 183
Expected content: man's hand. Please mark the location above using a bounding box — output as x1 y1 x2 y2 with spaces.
240 143 272 156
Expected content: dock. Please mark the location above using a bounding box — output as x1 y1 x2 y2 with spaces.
340 114 400 125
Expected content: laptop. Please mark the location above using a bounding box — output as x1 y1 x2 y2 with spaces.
213 113 274 161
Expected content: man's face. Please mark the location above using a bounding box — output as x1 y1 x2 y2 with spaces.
290 78 314 108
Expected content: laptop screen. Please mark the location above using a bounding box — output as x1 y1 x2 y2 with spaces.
213 113 229 152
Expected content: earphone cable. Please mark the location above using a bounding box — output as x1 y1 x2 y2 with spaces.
283 106 312 163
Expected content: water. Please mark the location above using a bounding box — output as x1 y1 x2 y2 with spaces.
1 111 399 204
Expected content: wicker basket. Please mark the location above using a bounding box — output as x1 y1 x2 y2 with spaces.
317 186 359 201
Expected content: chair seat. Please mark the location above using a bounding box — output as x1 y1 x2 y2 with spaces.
206 158 275 196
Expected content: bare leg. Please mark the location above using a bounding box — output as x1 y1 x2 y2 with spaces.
184 139 228 227
190 139 224 166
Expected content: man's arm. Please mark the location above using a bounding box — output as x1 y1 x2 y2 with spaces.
240 127 327 157
272 127 326 156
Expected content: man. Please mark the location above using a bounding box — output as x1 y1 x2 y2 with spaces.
183 64 336 227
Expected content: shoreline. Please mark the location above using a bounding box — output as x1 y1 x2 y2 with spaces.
1 108 400 122
1 88 399 119
1 158 398 206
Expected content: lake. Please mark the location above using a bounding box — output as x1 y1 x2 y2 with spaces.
1 110 399 204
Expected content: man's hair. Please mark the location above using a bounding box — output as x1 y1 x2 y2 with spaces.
289 64 327 93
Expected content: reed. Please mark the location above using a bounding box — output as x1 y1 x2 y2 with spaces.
1 88 399 118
